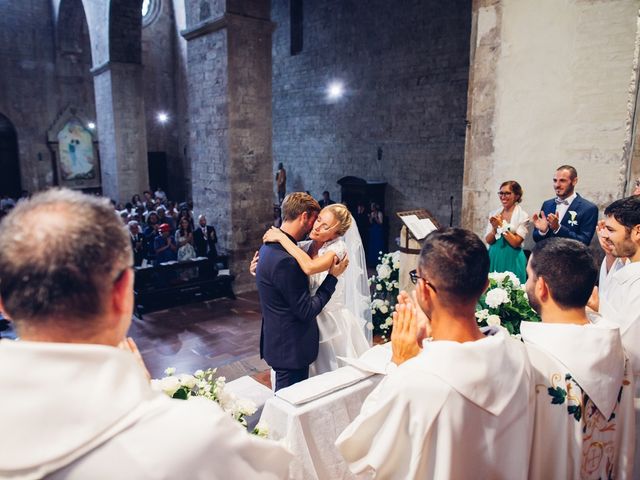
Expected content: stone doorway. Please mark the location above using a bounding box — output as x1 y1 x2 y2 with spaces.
0 114 21 198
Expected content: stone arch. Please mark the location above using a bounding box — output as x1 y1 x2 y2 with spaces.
0 114 21 198
109 0 145 64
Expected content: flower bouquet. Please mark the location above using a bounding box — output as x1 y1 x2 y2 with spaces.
152 367 268 437
475 271 540 336
369 251 400 341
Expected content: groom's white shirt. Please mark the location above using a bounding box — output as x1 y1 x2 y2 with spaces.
0 340 292 480
521 320 635 480
335 327 533 480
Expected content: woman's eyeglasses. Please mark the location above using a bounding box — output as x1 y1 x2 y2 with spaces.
497 191 513 196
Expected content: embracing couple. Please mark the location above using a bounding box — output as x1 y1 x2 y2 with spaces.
254 192 372 391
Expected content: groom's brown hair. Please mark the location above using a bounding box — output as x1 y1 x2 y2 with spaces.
281 192 321 222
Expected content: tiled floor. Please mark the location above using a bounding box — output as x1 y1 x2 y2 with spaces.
129 292 270 384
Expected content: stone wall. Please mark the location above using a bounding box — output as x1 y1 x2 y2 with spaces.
271 0 472 243
463 0 640 244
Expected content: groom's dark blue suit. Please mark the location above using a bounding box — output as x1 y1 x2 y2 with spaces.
532 194 598 245
256 234 337 390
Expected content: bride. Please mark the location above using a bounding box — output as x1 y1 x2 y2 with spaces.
261 203 372 376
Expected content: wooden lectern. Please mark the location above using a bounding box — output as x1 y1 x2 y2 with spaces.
396 209 440 293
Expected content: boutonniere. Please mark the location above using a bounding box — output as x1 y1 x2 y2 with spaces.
568 211 578 226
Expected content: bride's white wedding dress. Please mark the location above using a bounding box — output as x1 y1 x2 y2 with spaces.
308 237 371 376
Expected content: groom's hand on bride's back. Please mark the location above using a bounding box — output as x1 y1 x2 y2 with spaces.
328 254 349 278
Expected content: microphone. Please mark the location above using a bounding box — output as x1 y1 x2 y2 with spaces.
449 196 454 227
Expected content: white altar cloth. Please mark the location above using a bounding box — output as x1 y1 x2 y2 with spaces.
260 371 383 480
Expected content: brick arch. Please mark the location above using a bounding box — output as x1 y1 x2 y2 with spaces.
0 113 21 198
108 0 144 64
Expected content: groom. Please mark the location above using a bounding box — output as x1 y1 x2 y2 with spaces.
256 192 349 391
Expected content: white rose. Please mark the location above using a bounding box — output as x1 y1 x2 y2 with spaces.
377 263 392 280
236 398 257 416
488 272 507 284
486 315 501 327
376 283 383 291
474 309 489 320
159 376 181 396
177 374 197 389
504 272 521 288
194 369 204 378
380 305 389 314
164 367 176 376
218 389 237 412
485 288 510 308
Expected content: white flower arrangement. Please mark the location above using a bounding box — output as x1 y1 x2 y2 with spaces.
152 367 267 436
476 271 540 335
567 210 578 226
369 251 400 341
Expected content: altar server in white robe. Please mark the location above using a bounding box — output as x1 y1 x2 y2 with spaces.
336 228 534 480
0 190 291 480
522 238 635 479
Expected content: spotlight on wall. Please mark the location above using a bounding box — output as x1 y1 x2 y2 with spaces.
87 122 96 130
326 81 344 100
156 112 169 124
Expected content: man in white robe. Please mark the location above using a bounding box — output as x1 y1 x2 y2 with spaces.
522 238 635 479
336 228 534 479
592 196 640 390
0 190 291 480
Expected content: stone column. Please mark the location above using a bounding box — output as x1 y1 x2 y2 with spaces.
92 61 149 202
182 1 274 293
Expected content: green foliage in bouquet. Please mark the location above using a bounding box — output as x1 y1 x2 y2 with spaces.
475 271 540 336
369 251 400 341
152 367 268 437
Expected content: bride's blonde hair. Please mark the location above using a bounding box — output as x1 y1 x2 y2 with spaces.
323 203 352 236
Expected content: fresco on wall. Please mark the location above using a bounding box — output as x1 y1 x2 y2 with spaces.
57 119 95 180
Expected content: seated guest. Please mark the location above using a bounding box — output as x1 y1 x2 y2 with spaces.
318 190 335 208
194 214 218 260
521 238 634 479
175 217 196 262
143 211 160 263
336 228 533 479
156 206 175 232
154 223 177 265
0 189 291 478
128 221 146 266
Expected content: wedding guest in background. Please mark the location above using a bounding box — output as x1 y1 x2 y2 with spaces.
154 223 177 265
484 180 529 283
337 228 533 479
319 190 335 208
366 202 384 265
131 194 143 209
175 217 196 262
0 189 292 478
193 214 218 261
176 204 195 231
156 206 175 232
276 162 287 204
273 205 283 228
522 238 634 479
532 165 598 245
119 210 129 225
354 202 369 254
154 186 167 202
128 221 146 267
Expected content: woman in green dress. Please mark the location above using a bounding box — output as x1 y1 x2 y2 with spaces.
484 180 529 283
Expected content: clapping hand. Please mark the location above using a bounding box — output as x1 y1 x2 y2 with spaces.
489 214 503 231
391 302 423 366
596 219 613 255
397 290 431 340
532 211 549 233
547 213 560 232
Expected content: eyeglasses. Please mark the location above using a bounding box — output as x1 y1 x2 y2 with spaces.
409 269 438 293
497 191 513 196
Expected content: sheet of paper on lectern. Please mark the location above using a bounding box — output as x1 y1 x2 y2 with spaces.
402 214 437 240
338 343 392 375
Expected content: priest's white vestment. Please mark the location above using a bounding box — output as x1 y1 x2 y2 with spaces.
599 262 640 390
335 327 533 480
521 321 635 480
0 340 292 480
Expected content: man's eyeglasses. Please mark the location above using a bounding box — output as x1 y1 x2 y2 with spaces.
409 269 438 293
